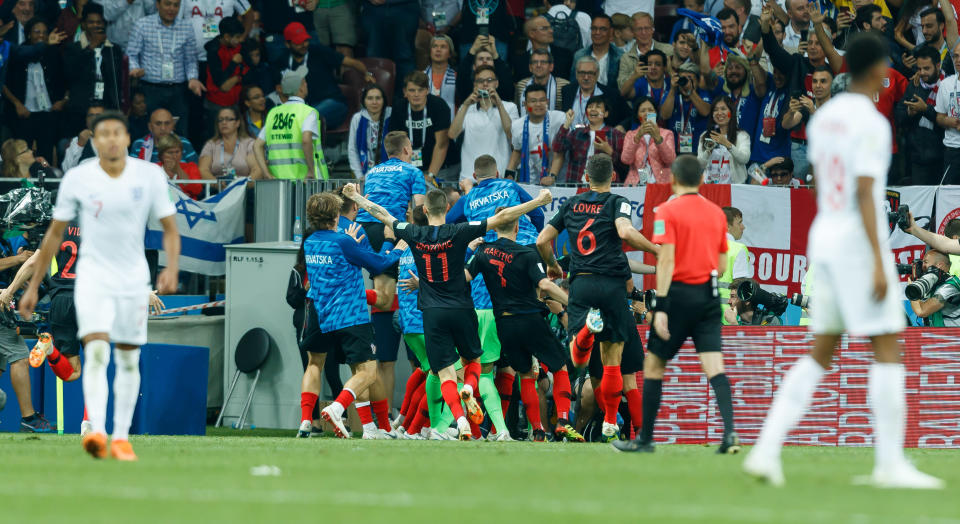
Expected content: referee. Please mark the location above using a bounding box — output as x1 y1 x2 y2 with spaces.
613 155 740 454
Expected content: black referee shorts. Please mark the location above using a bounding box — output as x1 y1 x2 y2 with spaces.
647 281 722 362
359 221 399 279
50 291 81 356
422 307 483 371
495 313 566 374
567 274 633 343
588 322 644 377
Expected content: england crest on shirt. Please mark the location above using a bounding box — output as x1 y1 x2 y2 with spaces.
882 77 890 88
131 187 143 201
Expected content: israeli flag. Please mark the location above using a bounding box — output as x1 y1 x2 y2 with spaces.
146 178 248 276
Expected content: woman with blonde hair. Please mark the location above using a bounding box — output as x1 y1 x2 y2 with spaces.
424 34 457 117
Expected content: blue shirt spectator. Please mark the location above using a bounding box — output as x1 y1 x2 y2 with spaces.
750 73 792 165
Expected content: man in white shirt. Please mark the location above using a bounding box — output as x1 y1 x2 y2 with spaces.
935 41 960 183
62 103 105 171
102 0 156 49
448 65 519 191
20 111 180 462
178 0 253 56
507 83 565 184
781 0 812 54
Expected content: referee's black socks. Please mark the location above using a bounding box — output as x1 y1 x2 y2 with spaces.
640 379 663 443
709 374 735 435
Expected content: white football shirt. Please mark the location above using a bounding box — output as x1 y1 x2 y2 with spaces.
53 158 177 294
806 92 891 259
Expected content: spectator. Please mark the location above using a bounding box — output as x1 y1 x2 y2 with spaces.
361 0 419 92
780 0 812 53
255 70 327 180
55 0 91 41
514 49 569 117
550 96 624 183
935 42 960 183
764 156 800 187
708 7 756 68
698 95 751 184
128 90 149 139
4 0 40 45
727 0 762 44
448 65 518 191
783 66 833 177
621 96 676 185
424 34 457 118
204 16 247 133
388 71 451 184
909 249 960 326
660 62 714 154
255 0 317 64
240 84 270 138
101 0 155 49
178 0 253 58
545 0 592 52
897 45 944 185
570 14 621 89
912 6 959 76
854 5 901 71
157 132 211 199
455 36 513 104
561 55 629 128
274 21 372 130
63 2 127 135
3 19 67 164
347 84 392 180
670 29 698 74
617 12 672 92
512 16 573 84
621 49 669 103
130 107 198 162
62 102 105 170
456 0 513 60
670 0 706 43
413 0 460 69
506 83 565 185
704 53 767 141
611 12 634 53
127 0 205 136
1 138 46 179
199 105 260 179
750 67 792 167
240 38 274 95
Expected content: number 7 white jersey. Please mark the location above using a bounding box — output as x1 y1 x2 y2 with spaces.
806 92 892 260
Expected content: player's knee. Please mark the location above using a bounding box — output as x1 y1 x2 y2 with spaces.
114 348 140 373
86 339 110 367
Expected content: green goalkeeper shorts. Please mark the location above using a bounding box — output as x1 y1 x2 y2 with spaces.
476 309 501 364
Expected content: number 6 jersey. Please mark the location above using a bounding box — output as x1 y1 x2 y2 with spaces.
548 191 632 281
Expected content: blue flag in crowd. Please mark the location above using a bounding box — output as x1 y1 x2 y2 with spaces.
677 8 729 51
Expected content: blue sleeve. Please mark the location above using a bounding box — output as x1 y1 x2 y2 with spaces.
339 235 400 274
409 166 427 196
515 183 544 231
7 236 27 254
378 240 395 255
446 194 467 223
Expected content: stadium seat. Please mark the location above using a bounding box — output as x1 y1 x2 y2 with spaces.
358 57 395 106
215 327 272 429
323 83 362 142
654 4 679 41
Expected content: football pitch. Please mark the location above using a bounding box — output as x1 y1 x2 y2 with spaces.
2 428 959 524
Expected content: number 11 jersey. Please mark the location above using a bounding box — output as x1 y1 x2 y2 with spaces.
548 191 631 281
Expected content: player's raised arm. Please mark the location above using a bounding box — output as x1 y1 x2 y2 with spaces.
342 183 400 226
19 220 68 318
486 188 552 231
855 177 886 301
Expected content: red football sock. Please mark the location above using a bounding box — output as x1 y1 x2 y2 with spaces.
440 379 465 419
47 347 75 381
463 361 481 395
356 402 374 426
402 385 425 427
571 326 594 367
399 368 426 416
371 399 391 431
594 382 604 410
495 372 514 415
82 407 89 421
469 418 482 439
553 369 572 421
601 366 623 424
520 377 543 430
365 289 378 306
300 392 319 422
625 388 643 431
334 388 356 410
407 394 429 434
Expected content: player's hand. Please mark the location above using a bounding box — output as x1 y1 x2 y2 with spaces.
398 269 419 291
18 287 37 319
342 183 359 200
545 297 564 315
871 262 887 302
157 268 178 295
653 311 671 340
546 262 563 279
0 289 11 310
149 290 165 315
905 211 920 234
16 250 34 263
535 188 553 206
393 239 408 252
346 222 366 243
468 237 483 251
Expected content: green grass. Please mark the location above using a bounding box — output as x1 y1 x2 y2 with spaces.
2 429 959 524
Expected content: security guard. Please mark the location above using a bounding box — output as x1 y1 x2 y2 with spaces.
254 70 328 180
613 154 740 454
719 206 750 325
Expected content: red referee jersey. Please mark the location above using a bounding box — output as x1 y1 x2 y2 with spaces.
651 193 728 285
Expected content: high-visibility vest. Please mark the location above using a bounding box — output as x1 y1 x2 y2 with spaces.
950 254 960 278
720 239 749 324
798 265 814 326
264 102 328 180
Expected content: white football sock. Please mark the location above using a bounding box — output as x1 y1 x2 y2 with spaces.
753 355 825 459
111 348 141 442
869 362 907 472
82 340 111 435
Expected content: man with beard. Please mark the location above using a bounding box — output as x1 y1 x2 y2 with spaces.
705 53 767 143
708 7 756 68
913 7 959 76
897 46 945 184
934 41 960 183
783 66 833 176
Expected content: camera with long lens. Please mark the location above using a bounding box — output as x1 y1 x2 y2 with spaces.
905 266 949 301
736 279 789 317
790 292 810 309
887 204 911 232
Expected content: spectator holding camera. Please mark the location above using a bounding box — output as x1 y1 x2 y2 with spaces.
455 38 513 105
782 66 833 176
908 250 960 327
725 278 783 326
698 96 751 184
621 96 675 185
660 62 714 155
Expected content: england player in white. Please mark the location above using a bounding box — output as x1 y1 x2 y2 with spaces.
19 111 180 461
743 33 944 489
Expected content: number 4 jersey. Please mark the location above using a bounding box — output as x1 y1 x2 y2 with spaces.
393 219 488 309
548 191 631 281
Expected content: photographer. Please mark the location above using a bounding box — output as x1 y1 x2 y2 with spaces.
908 250 960 327
905 212 960 259
725 278 784 326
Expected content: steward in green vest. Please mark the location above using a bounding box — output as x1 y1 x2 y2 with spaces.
254 71 328 180
720 207 750 325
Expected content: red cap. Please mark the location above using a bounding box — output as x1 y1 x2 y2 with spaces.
283 22 311 45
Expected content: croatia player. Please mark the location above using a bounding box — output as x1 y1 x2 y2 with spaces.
743 33 944 489
20 111 180 461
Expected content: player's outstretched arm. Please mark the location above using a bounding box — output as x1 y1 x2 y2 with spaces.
342 183 399 226
907 212 960 254
157 215 181 295
487 189 552 231
538 278 568 306
536 225 563 279
616 217 660 255
629 259 656 274
19 220 67 318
